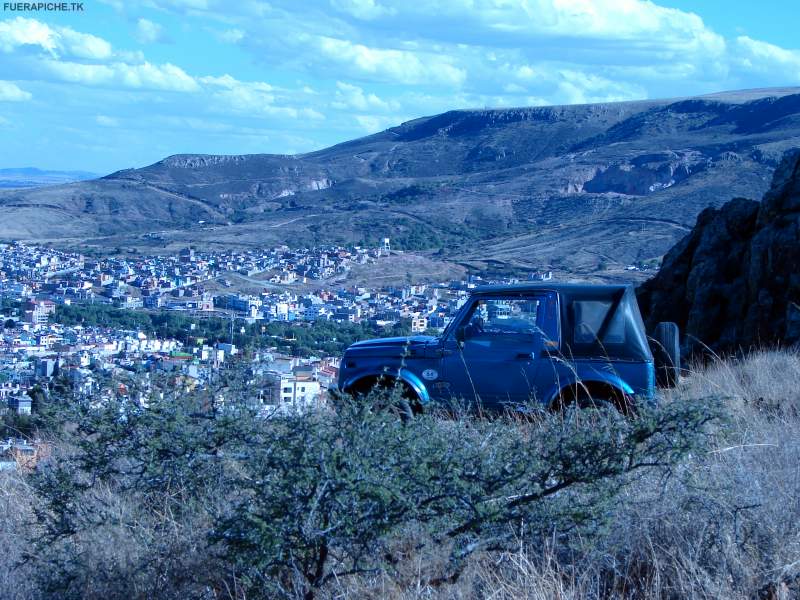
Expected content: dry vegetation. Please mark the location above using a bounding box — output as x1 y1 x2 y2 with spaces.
324 351 800 600
2 351 800 599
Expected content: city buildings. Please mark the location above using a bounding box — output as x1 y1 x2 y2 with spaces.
0 240 534 424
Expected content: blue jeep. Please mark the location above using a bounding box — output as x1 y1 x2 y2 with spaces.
338 284 680 414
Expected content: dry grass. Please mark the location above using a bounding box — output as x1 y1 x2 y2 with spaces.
4 350 800 599
331 349 800 599
0 471 38 600
666 348 800 416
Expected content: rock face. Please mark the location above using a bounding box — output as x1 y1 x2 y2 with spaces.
637 149 800 355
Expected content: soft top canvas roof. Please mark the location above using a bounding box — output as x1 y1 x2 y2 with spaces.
471 283 651 361
471 283 632 299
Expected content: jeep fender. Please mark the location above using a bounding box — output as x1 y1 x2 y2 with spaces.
342 368 431 406
542 372 634 408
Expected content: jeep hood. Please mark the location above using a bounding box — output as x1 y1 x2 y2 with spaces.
345 335 437 357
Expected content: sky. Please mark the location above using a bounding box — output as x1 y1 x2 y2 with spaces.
0 0 798 174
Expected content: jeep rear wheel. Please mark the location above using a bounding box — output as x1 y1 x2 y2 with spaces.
554 382 635 415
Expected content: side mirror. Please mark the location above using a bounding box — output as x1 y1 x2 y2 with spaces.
455 325 466 346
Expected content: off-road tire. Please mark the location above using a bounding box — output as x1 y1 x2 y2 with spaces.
351 376 419 421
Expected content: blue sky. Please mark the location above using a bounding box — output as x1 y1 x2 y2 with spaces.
0 0 798 174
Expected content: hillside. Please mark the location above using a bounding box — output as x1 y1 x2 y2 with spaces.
2 87 800 278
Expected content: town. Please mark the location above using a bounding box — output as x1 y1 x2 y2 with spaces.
0 240 557 464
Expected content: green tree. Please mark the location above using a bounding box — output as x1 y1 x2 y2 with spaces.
27 369 720 599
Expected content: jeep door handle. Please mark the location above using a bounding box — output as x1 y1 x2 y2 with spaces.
516 352 535 360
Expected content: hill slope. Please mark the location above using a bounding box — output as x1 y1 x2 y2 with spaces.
2 87 800 277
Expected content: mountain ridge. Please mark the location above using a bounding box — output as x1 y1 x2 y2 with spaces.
2 86 800 279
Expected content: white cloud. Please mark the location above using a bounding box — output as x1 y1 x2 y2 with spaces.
332 81 397 111
212 83 275 111
134 18 166 44
42 59 200 92
139 0 272 20
330 0 395 20
502 82 526 94
0 17 57 53
525 96 549 106
0 80 31 101
216 28 245 44
333 0 725 56
103 1 770 97
201 75 325 120
0 17 112 59
354 113 404 132
116 61 199 91
200 74 272 91
0 15 326 130
515 65 537 81
316 36 466 86
96 115 119 126
734 36 800 81
98 1 739 100
115 48 147 63
138 0 738 108
155 115 234 132
59 27 113 59
556 69 646 104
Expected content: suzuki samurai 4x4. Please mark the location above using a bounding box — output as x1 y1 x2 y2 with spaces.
337 284 680 414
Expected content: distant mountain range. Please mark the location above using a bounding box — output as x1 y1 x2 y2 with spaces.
2 86 800 279
0 168 99 189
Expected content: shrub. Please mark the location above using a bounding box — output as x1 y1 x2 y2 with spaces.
22 373 718 600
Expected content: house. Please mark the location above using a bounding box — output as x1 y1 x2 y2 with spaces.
35 358 58 378
24 299 55 326
121 295 143 310
7 395 31 415
275 374 321 413
199 292 215 312
1 438 38 471
411 316 428 334
217 343 237 357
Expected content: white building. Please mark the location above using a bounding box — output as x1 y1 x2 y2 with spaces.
411 316 428 334
276 375 320 413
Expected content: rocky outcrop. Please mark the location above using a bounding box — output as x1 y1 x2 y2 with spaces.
637 149 800 355
583 151 708 195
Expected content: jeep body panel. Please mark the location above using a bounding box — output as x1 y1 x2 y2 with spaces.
338 283 656 410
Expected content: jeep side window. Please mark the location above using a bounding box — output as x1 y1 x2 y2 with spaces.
572 300 612 344
572 299 625 344
462 298 541 346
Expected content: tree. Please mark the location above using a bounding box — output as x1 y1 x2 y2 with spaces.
217 392 720 598
27 368 720 600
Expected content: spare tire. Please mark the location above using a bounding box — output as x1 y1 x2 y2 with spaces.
651 322 680 388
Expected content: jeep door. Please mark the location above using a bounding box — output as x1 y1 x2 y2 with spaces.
440 293 557 409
